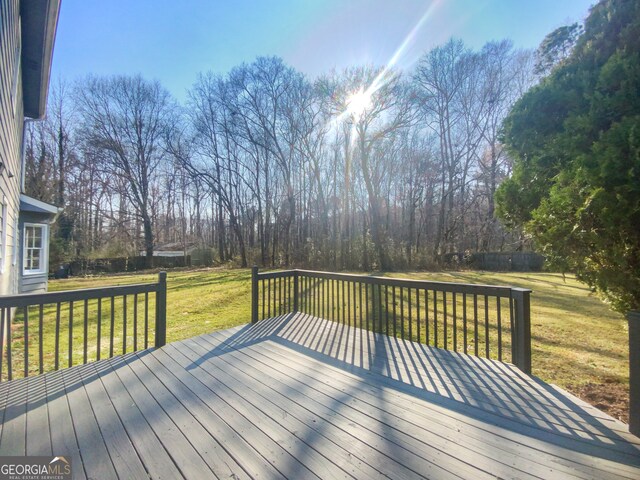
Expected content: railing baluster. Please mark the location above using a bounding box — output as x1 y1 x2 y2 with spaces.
463 293 468 354
278 277 282 316
342 281 346 325
392 286 397 336
144 293 149 350
84 299 89 364
416 289 421 343
23 306 29 377
365 282 369 331
385 285 390 335
425 289 430 345
55 303 61 370
509 294 514 361
452 292 457 352
332 279 336 321
485 294 490 358
443 291 448 350
347 280 351 326
353 282 357 328
312 278 316 317
68 301 74 368
261 278 266 320
134 293 138 351
433 290 438 348
358 282 363 330
123 295 128 354
267 279 271 319
400 287 404 339
408 288 412 341
98 297 103 360
378 284 383 333
323 277 325 318
497 297 502 361
110 296 115 358
7 308 12 381
473 294 479 356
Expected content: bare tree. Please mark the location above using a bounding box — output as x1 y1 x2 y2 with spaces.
76 75 173 264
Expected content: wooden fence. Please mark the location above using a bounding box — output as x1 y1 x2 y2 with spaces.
67 256 190 275
252 268 532 373
0 272 167 382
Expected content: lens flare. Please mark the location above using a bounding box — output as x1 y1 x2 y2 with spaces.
345 88 372 118
332 0 442 128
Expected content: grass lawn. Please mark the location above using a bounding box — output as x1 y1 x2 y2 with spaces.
46 267 629 419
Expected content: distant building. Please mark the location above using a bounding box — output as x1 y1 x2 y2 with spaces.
140 241 199 258
0 0 61 294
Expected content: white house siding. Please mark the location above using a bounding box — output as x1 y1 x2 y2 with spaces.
0 0 25 296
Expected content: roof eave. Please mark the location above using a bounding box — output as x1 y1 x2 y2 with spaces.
21 0 62 119
20 194 61 216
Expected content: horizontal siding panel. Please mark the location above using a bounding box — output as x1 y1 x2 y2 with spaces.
0 0 25 296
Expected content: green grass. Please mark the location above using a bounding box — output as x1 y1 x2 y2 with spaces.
9 268 628 396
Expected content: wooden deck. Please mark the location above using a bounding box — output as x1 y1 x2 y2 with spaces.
0 313 639 479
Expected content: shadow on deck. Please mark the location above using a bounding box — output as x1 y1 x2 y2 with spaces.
1 313 639 479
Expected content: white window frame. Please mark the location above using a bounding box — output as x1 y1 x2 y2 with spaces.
0 197 6 274
23 223 48 276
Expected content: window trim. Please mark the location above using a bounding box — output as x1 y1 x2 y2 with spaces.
23 223 48 276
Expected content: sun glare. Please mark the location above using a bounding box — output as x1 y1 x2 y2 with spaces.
345 88 372 118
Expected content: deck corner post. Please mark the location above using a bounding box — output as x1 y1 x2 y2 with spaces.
251 265 259 324
628 310 640 437
155 271 167 348
511 288 532 374
293 270 299 313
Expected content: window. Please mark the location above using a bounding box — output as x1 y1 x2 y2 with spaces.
23 223 47 275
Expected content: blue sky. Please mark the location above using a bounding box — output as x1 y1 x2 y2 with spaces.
51 0 595 101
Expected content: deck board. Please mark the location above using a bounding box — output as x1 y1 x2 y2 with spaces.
201 329 574 479
61 364 118 480
96 356 183 480
79 361 149 479
0 312 639 479
44 371 87 480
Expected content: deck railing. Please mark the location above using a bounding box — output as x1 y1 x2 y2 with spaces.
252 267 532 373
0 271 167 382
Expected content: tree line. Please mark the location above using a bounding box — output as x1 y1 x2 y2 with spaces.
26 37 541 270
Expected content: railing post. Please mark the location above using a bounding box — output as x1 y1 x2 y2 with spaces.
628 311 640 437
251 266 259 323
155 271 167 348
293 270 299 313
511 288 532 374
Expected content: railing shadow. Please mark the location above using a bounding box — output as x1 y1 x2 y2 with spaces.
0 348 154 442
201 312 640 468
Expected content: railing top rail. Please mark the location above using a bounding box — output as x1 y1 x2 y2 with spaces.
256 269 297 280
292 269 531 297
0 281 160 308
